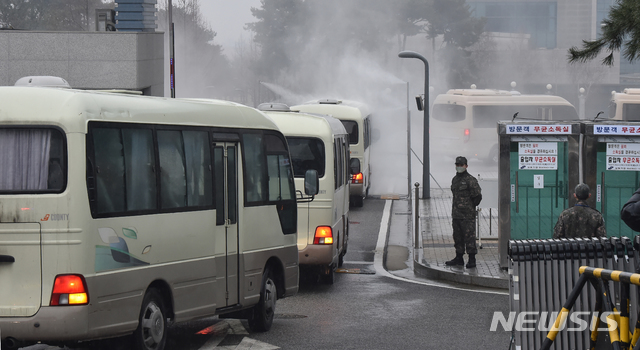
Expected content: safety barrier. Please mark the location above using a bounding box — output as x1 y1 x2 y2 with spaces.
508 236 638 350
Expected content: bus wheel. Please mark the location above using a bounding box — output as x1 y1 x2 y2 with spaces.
248 267 276 332
133 288 167 350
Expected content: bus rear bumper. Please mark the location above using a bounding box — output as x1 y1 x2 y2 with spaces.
0 306 103 344
298 244 334 266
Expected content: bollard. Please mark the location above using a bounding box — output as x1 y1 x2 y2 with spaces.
414 182 420 249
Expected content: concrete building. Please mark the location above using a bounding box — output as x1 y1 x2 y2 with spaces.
0 1 164 96
0 31 164 96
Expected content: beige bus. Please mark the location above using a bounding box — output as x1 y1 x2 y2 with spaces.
431 89 578 163
0 86 309 350
259 103 351 284
609 88 640 120
291 99 372 207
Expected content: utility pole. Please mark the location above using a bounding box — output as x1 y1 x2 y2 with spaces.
169 0 175 98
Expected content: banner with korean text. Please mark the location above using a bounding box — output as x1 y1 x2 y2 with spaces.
518 142 557 170
606 143 640 171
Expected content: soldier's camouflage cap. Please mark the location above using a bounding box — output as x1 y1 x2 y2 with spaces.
455 156 467 165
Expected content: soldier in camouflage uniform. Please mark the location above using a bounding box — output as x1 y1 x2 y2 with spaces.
445 156 482 268
621 185 640 232
553 183 606 238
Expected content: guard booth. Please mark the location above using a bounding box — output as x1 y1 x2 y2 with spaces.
582 122 640 238
498 121 581 268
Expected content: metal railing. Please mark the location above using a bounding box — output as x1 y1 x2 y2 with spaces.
509 236 638 350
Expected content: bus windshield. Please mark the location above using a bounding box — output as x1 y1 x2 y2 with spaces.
286 137 325 177
0 128 66 192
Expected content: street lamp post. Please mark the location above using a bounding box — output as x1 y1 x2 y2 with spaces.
398 51 430 199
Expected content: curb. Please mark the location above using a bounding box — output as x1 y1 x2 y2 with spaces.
413 197 509 290
413 254 509 290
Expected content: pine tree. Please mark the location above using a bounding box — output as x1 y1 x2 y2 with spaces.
568 0 640 65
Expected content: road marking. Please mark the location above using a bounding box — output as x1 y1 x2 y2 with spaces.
374 200 507 296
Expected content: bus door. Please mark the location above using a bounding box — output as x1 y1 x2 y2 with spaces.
214 141 239 306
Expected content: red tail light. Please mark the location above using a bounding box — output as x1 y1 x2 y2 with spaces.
314 226 333 244
351 172 363 184
463 129 470 143
50 274 89 306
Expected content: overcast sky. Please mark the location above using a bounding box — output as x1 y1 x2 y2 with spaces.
199 0 261 55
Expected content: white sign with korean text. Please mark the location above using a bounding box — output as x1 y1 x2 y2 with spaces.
606 143 640 171
518 142 558 170
506 125 572 134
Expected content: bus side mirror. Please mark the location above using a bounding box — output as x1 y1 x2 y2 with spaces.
350 158 361 175
304 169 319 195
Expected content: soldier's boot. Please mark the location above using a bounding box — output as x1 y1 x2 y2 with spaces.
445 253 464 266
466 254 476 268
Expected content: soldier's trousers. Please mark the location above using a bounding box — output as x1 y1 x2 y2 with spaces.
452 219 477 255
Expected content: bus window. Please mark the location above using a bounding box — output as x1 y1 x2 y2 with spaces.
242 133 267 203
227 146 237 224
265 134 295 202
623 103 640 121
214 147 225 225
341 120 359 144
549 105 579 121
0 128 66 192
158 130 187 209
183 131 213 207
286 137 325 177
93 127 157 214
433 104 466 122
265 134 296 234
364 117 370 149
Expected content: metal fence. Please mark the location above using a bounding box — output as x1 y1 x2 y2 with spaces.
509 236 639 350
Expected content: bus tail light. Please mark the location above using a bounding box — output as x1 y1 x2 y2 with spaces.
463 129 470 143
50 274 89 306
351 172 363 184
314 226 333 244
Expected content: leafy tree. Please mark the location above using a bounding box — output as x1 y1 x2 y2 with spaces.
396 0 429 51
158 0 230 97
245 0 304 80
568 0 640 66
0 0 110 31
423 0 485 88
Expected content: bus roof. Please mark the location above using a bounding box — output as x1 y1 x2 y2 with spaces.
434 89 574 106
263 110 347 139
612 89 640 102
291 99 371 121
0 87 279 133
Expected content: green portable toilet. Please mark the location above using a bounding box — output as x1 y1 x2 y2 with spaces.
497 121 581 268
582 121 640 238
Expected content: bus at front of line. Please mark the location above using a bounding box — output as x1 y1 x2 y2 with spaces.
0 86 310 350
259 103 352 284
291 99 372 207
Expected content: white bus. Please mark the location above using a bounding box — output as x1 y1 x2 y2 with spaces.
291 99 372 207
0 86 310 350
259 103 352 284
609 88 640 120
431 89 578 163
